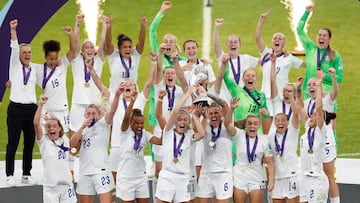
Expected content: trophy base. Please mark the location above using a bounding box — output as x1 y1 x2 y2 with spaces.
292 50 305 56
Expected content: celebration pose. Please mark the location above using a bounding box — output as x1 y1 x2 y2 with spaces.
299 77 329 203
255 10 305 133
155 86 205 203
297 5 343 98
225 103 274 203
214 18 259 101
6 19 40 186
34 96 77 203
70 84 122 203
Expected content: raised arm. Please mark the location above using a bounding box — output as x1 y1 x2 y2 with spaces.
255 10 270 53
164 86 195 132
206 91 229 115
224 97 240 136
103 16 115 55
121 91 136 132
64 26 77 62
289 93 300 129
10 19 18 41
328 68 338 101
105 82 123 125
214 54 229 94
135 14 147 54
192 110 206 141
34 96 48 140
315 78 324 129
156 89 167 130
213 18 224 58
172 51 188 93
296 5 314 47
142 53 158 99
149 1 172 53
74 14 84 56
269 53 278 99
97 15 108 60
85 56 110 99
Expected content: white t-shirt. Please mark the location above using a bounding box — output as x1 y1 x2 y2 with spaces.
304 94 336 146
79 117 111 175
9 40 39 104
71 54 103 104
38 56 70 111
233 129 270 183
300 125 326 177
37 135 72 187
217 51 259 101
161 128 196 175
201 122 233 173
260 46 303 99
108 48 141 93
117 127 154 178
268 124 300 178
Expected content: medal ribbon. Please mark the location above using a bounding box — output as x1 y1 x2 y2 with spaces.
133 132 143 151
243 87 261 106
166 85 176 111
173 132 185 158
120 54 131 78
275 129 288 156
317 47 329 70
230 55 241 84
282 101 292 118
246 133 258 163
210 121 222 142
123 99 128 110
84 58 93 83
42 63 56 89
307 127 315 151
261 52 284 66
22 66 31 86
52 138 70 152
307 100 316 117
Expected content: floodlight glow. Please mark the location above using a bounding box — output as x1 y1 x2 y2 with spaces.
77 0 104 45
281 0 313 51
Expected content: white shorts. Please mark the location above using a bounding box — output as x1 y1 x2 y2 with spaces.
197 172 233 199
155 170 191 202
43 184 77 203
299 174 329 203
266 98 274 117
189 177 197 200
272 176 299 199
69 103 87 132
323 144 337 163
109 147 121 172
116 175 149 201
195 140 203 166
42 108 70 133
76 172 115 195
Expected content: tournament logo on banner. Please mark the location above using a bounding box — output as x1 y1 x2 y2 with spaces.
0 0 68 102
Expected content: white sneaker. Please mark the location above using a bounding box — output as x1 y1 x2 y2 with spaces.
21 175 37 185
6 176 16 187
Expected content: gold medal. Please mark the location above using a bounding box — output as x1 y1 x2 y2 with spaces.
70 148 77 154
173 157 179 163
22 85 28 90
84 82 90 88
209 141 215 147
308 149 313 154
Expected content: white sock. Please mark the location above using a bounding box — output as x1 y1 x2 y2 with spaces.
330 196 340 203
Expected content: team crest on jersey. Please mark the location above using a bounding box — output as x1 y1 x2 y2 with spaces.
325 55 330 61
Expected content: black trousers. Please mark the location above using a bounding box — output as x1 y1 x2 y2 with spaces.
6 101 37 176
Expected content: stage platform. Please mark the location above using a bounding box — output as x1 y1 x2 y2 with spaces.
1 157 359 202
